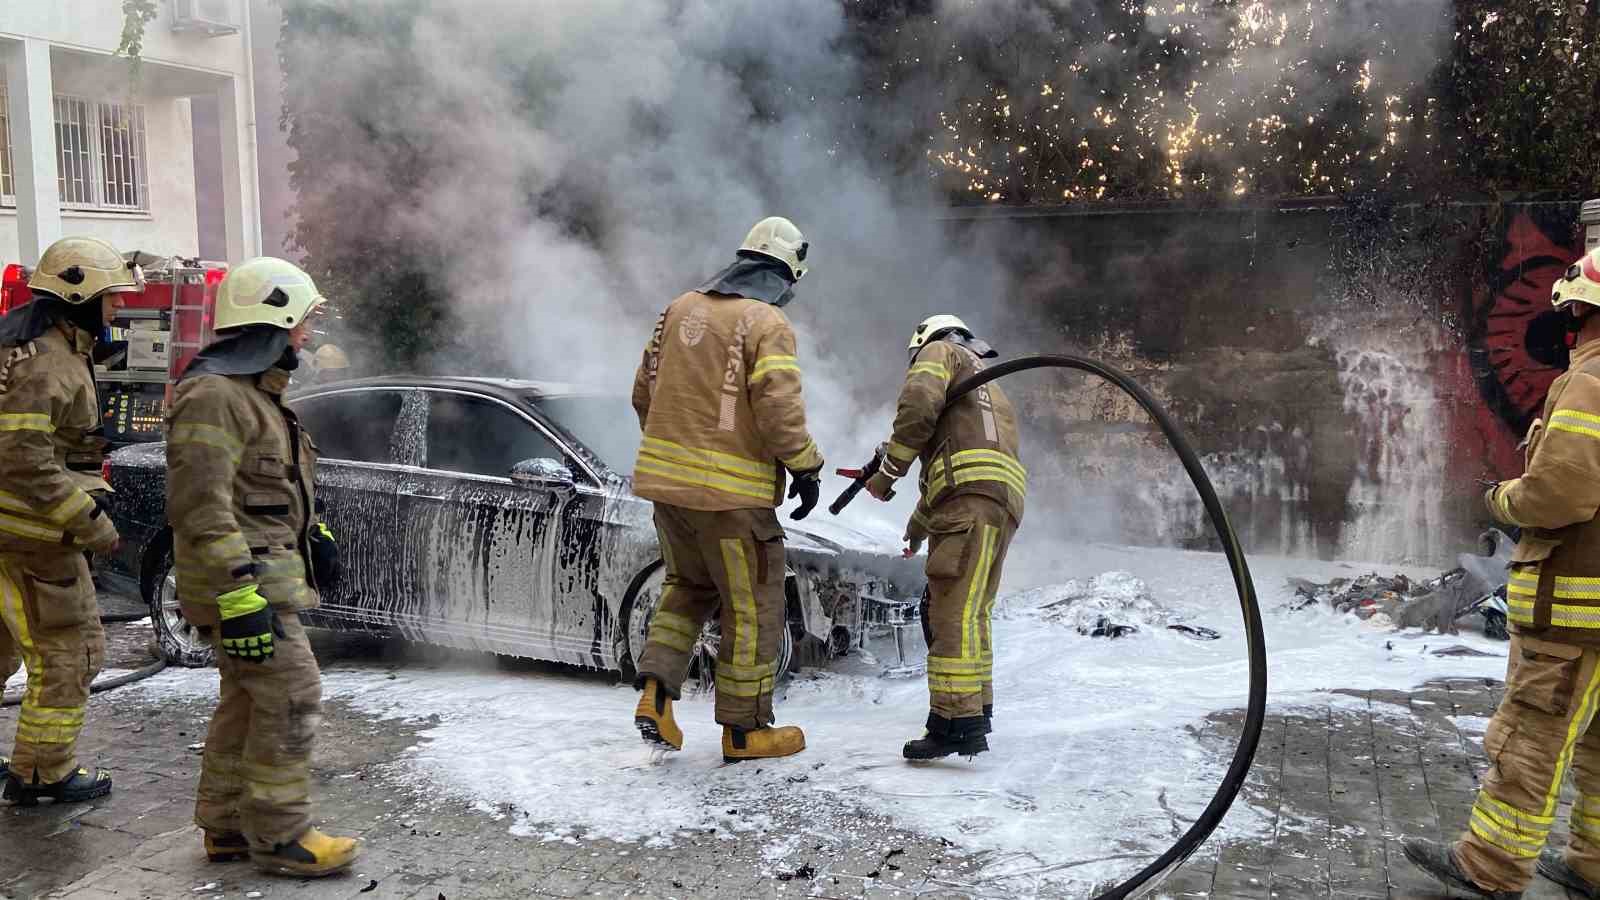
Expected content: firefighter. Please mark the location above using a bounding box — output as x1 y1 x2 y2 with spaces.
0 236 137 804
166 257 357 876
309 344 349 384
1405 247 1600 899
629 216 823 763
863 315 1024 760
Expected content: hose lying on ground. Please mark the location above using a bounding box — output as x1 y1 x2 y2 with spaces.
947 355 1267 900
1 612 169 707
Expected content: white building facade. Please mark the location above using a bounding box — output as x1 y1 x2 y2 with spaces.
0 0 262 266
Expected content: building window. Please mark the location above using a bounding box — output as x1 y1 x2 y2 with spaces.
96 102 146 210
53 94 147 213
0 87 13 204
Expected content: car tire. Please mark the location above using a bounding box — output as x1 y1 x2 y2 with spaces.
144 540 215 668
617 560 794 695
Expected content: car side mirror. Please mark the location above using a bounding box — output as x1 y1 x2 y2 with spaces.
510 458 576 494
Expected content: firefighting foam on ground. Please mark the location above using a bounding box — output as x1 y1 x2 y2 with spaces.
4 1 1600 899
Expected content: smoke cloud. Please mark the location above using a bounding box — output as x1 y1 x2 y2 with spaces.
283 0 1457 561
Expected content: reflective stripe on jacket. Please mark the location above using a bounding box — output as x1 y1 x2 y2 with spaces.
630 290 822 511
1492 340 1600 642
0 327 113 553
881 339 1024 531
167 367 320 627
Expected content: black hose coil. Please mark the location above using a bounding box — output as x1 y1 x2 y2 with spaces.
945 355 1267 900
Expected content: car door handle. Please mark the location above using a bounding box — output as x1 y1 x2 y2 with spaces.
401 491 446 501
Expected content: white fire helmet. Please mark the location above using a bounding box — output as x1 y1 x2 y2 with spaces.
739 216 809 281
907 314 973 358
212 257 326 332
1553 247 1600 313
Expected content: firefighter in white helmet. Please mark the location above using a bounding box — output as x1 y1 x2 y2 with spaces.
1407 247 1600 898
0 236 138 805
863 314 1025 760
629 216 823 763
166 257 358 876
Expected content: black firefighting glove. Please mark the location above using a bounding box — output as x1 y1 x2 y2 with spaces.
787 468 821 521
309 521 341 593
217 585 283 663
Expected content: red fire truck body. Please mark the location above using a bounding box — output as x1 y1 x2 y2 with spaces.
0 256 226 445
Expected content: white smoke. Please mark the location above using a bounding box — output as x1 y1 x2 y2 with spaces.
281 0 1460 561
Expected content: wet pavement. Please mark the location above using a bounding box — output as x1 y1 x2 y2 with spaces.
0 601 1591 899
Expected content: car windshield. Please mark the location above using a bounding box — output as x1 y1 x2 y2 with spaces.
530 395 641 475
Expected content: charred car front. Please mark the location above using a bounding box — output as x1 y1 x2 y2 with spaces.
98 377 925 681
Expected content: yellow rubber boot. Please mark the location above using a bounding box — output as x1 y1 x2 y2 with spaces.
722 725 806 762
635 677 683 751
204 830 250 863
251 828 361 877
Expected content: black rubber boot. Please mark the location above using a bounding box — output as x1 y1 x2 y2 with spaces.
3 766 113 806
1539 849 1600 897
1401 838 1523 899
903 713 989 761
204 831 251 863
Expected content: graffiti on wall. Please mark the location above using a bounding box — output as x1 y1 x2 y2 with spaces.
1467 207 1580 476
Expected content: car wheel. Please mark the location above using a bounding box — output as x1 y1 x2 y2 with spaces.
146 543 215 668
617 561 794 695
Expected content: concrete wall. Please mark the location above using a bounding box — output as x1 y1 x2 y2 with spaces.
0 0 258 262
967 199 1576 566
0 92 199 260
0 1 252 77
247 0 293 258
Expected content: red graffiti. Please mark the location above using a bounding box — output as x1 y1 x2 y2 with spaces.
1480 213 1570 427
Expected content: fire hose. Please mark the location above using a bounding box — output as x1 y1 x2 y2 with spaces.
2 611 168 707
833 354 1266 900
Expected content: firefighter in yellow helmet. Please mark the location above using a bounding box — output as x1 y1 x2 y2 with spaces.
863 315 1024 760
166 257 357 876
0 236 136 804
629 216 823 762
309 343 349 384
1405 247 1600 898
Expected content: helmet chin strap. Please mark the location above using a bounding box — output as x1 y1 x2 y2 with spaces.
1568 304 1597 347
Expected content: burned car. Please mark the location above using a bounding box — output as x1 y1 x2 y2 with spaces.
97 377 925 681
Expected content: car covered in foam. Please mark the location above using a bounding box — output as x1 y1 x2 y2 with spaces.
98 376 926 682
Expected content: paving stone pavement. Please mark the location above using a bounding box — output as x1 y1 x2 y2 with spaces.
0 616 1590 899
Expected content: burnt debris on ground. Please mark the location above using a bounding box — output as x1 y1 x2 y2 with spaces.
1284 530 1517 639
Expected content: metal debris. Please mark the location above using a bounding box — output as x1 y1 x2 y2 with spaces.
1287 529 1516 639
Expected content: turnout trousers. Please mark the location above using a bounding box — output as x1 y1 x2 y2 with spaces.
1456 634 1600 892
195 611 322 850
637 504 787 730
921 494 1016 720
0 551 103 784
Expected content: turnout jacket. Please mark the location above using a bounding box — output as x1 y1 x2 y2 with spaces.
167 367 319 627
631 290 823 511
881 339 1025 536
0 325 117 553
1490 339 1600 644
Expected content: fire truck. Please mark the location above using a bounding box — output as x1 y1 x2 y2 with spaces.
0 253 226 446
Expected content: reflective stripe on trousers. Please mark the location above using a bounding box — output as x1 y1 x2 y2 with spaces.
0 553 102 784
636 504 786 730
923 495 1014 720
1457 636 1600 892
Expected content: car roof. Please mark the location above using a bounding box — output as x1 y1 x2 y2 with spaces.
290 375 593 404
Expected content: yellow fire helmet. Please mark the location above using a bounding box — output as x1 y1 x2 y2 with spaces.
213 256 326 331
27 236 142 304
739 216 809 281
907 314 972 354
313 343 349 371
1554 247 1600 312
